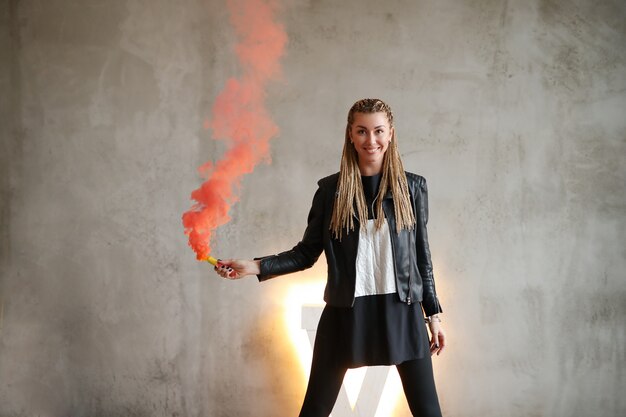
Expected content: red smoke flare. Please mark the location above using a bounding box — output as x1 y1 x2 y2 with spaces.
182 0 287 260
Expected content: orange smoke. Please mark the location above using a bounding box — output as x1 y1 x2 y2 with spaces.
182 0 287 260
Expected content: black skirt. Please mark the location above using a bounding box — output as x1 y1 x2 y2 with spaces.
314 293 431 369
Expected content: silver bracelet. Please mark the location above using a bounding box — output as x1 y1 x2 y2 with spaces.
424 316 442 324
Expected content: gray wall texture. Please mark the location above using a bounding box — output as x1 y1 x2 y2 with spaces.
1 0 625 416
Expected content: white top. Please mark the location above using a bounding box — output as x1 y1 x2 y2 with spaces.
354 219 396 297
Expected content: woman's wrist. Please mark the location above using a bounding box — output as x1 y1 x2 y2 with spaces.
424 314 442 324
252 260 261 275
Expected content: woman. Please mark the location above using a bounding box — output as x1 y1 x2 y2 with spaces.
215 98 446 417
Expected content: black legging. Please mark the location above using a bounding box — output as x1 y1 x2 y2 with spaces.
299 342 443 417
396 356 444 417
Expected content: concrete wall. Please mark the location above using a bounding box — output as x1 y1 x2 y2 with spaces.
1 0 625 416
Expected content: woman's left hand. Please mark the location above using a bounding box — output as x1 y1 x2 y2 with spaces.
427 320 446 356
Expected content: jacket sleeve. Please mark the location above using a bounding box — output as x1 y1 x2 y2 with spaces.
254 185 326 281
416 176 444 316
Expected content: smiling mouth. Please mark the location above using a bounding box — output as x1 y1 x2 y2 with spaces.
363 147 382 154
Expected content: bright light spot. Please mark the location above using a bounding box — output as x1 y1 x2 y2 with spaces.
284 281 326 378
376 368 404 417
343 367 366 409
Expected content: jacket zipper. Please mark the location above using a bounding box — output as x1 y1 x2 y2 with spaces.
401 201 414 305
406 220 413 305
405 239 412 305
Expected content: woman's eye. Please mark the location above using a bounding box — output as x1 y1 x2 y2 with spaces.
357 130 365 134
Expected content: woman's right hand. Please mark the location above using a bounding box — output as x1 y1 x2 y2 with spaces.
214 259 261 280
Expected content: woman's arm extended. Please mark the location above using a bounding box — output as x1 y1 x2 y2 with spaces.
214 184 327 281
254 185 326 281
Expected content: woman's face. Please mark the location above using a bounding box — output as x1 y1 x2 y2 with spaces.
349 112 393 173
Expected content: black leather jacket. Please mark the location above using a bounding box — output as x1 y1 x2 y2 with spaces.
256 171 443 317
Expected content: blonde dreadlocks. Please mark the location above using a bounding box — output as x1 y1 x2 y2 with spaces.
330 98 416 240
